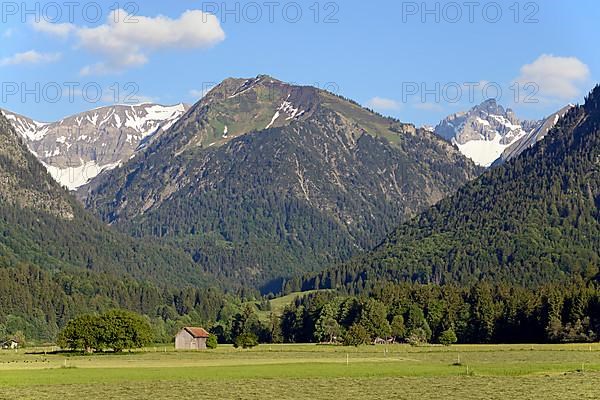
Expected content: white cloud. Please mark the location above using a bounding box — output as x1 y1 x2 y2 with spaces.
514 55 590 101
34 9 225 75
367 97 401 110
31 20 75 38
80 54 148 76
0 50 61 66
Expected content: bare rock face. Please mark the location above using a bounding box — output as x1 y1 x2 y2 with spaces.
434 99 542 167
0 112 73 219
1 103 189 189
493 105 575 166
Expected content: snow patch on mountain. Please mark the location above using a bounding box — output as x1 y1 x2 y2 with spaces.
434 99 539 167
266 111 280 129
1 110 50 141
266 98 307 130
2 103 189 189
456 135 514 167
44 160 122 190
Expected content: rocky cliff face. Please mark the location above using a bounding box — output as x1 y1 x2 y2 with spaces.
1 103 189 189
493 105 575 166
0 112 73 219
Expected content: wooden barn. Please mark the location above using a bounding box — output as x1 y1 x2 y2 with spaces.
1 340 19 350
175 327 210 350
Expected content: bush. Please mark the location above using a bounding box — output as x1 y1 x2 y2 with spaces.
206 334 218 349
343 323 371 347
407 328 428 346
234 333 259 349
438 329 458 346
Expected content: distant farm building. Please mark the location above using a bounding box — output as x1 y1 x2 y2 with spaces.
1 340 19 350
175 327 210 350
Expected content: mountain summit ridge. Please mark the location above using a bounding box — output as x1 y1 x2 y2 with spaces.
1 103 190 189
78 75 480 290
434 99 541 167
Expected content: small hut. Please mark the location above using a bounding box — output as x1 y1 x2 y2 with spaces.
175 327 210 350
1 340 19 350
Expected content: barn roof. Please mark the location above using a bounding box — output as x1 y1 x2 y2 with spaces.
184 327 210 338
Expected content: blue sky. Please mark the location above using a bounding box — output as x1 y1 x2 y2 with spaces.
1 0 598 126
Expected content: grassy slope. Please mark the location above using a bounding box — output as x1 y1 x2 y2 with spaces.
0 344 598 399
246 290 333 320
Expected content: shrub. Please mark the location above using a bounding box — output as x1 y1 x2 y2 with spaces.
58 310 152 352
438 329 458 346
234 333 259 349
206 334 218 349
407 328 428 347
343 323 371 347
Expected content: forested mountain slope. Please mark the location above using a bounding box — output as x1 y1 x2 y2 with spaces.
79 76 480 291
295 86 600 293
0 110 240 339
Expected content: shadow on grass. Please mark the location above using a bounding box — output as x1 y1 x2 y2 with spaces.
26 350 149 357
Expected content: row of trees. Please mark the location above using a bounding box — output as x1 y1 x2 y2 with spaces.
11 279 600 347
209 281 600 346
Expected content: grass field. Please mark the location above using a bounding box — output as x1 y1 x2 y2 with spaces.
1 343 599 399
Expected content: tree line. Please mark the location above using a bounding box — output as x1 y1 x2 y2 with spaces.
6 275 600 347
209 280 600 346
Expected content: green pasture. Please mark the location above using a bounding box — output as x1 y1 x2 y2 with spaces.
0 343 599 399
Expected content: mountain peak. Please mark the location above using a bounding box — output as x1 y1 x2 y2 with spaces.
472 98 507 116
434 99 539 167
205 75 309 101
479 98 498 107
79 77 480 287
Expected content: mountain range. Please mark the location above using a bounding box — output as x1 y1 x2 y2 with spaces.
0 76 589 294
75 75 480 291
298 86 600 292
1 104 189 190
1 73 599 344
3 91 566 195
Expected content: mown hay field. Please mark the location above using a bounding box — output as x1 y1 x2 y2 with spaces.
1 343 599 399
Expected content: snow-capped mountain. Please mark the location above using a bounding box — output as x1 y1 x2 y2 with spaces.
1 104 189 189
434 99 540 167
493 105 575 166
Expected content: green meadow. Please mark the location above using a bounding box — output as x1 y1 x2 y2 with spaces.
0 344 599 399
